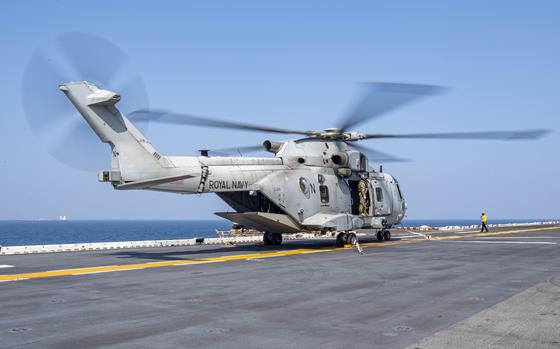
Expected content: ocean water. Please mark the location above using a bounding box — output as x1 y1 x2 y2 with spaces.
0 219 553 246
0 220 231 247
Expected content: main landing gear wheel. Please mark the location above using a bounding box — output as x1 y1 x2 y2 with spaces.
336 232 346 247
263 232 273 245
376 231 384 241
272 232 282 245
263 232 282 246
383 230 391 241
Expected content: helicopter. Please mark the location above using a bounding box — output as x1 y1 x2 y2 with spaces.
23 33 550 247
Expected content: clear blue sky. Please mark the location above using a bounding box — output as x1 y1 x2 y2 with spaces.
0 1 558 220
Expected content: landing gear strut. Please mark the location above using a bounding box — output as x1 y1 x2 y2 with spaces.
263 232 283 246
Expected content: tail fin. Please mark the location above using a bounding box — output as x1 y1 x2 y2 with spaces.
59 81 171 179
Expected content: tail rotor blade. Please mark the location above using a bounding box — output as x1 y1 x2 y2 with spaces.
22 32 149 172
112 75 150 134
113 75 149 114
48 120 107 172
55 32 127 87
22 51 74 134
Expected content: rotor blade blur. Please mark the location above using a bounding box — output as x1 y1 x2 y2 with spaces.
55 32 127 87
347 142 409 163
48 120 107 172
22 32 147 172
338 82 446 131
360 129 551 141
113 75 150 134
22 51 74 134
113 75 149 113
129 109 314 136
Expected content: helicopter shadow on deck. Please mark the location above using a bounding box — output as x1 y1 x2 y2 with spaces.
106 237 400 262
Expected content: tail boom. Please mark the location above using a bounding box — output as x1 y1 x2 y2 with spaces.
59 81 172 180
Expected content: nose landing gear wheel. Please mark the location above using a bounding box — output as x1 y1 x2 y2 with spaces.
346 232 358 245
376 231 384 241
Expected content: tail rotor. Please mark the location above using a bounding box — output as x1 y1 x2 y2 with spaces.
21 32 149 171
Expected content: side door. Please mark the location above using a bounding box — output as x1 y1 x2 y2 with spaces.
371 179 392 216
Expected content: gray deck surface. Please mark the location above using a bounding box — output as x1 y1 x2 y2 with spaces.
1 225 559 349
405 276 560 349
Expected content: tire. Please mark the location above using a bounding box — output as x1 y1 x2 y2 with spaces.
336 232 346 247
263 232 273 245
376 231 383 241
272 233 283 245
347 232 357 245
383 231 391 241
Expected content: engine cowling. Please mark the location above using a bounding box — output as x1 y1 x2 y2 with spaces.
263 140 284 153
331 153 348 166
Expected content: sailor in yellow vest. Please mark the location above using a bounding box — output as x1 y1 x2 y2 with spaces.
480 212 489 232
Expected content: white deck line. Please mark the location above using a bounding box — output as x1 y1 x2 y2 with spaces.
0 234 318 255
443 240 557 245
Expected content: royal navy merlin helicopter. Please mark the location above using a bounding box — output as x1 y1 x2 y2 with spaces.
22 33 549 247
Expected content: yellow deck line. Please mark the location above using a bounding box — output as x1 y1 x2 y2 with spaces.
0 226 557 283
0 249 330 282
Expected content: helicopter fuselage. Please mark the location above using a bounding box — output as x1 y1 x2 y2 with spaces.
61 81 407 237
111 138 407 234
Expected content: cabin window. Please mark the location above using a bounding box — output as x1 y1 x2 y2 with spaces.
319 185 329 203
375 187 383 202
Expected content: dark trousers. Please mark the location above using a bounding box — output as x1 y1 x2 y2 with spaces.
481 223 489 232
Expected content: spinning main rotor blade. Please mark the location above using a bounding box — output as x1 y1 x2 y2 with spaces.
338 82 446 132
358 129 550 141
347 142 409 163
21 32 150 172
129 109 314 136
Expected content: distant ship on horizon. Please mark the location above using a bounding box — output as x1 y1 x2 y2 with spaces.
15 216 69 222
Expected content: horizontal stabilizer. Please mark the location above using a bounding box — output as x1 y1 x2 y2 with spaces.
116 173 197 190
